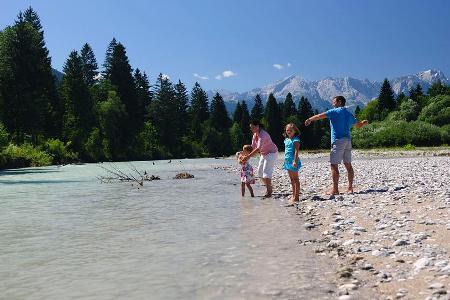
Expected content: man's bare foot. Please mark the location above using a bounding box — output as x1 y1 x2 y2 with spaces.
262 193 272 198
346 188 354 194
325 189 339 195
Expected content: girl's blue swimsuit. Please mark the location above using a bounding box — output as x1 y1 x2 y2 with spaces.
283 136 301 171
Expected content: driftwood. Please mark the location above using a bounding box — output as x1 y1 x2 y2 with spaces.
98 163 160 186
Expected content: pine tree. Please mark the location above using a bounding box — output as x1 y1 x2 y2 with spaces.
283 92 296 121
0 12 58 142
378 78 396 113
134 69 152 110
428 80 450 97
149 74 177 155
23 6 43 33
415 83 423 98
173 79 189 138
354 105 361 118
264 93 283 148
189 82 209 140
102 38 117 77
107 42 141 142
240 100 251 141
80 43 98 86
210 93 231 133
60 51 92 152
250 94 264 121
297 96 314 148
233 102 243 123
297 96 314 123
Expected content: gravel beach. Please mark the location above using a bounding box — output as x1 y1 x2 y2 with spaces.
274 149 450 300
226 148 450 299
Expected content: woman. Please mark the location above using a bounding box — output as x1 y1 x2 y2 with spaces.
243 120 278 198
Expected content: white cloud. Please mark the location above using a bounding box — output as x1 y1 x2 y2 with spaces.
287 62 292 67
193 73 209 80
215 70 237 80
273 64 283 70
161 74 170 80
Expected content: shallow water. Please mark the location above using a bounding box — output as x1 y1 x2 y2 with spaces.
0 158 334 299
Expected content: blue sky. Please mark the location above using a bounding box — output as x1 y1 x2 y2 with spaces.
2 0 450 92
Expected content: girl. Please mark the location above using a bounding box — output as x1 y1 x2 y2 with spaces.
237 145 255 197
283 123 302 206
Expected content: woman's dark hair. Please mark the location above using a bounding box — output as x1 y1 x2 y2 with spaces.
250 119 264 128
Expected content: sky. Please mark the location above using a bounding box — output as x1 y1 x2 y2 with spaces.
1 0 450 92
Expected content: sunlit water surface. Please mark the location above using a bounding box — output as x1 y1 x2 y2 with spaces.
0 158 334 299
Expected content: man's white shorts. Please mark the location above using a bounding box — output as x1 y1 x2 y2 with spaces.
257 152 277 179
330 138 352 165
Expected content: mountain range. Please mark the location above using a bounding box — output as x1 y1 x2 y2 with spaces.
208 69 449 112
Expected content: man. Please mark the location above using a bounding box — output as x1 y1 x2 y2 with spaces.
305 96 368 195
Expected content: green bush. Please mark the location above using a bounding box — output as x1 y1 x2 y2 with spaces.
441 124 450 145
0 143 52 169
418 95 450 126
43 138 78 164
352 120 443 148
386 99 420 122
0 122 9 149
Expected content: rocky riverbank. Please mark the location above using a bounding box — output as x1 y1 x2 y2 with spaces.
270 149 450 300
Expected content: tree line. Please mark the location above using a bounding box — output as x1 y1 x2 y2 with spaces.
0 7 332 168
353 78 450 148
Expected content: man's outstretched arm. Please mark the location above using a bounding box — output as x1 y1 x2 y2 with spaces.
354 120 369 128
305 112 327 126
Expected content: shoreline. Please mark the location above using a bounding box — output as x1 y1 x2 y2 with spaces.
270 149 450 299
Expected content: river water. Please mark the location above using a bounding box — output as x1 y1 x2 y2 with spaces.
0 158 334 299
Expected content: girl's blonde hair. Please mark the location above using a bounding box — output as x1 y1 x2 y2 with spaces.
243 145 253 152
284 123 300 138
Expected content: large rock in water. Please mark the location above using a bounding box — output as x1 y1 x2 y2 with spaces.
174 172 194 179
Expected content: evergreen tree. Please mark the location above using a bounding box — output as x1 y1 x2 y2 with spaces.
107 42 141 144
23 6 43 33
250 94 264 121
264 93 283 148
173 79 189 138
283 92 296 121
102 38 117 77
149 74 177 156
210 92 231 132
428 80 450 97
60 51 92 153
233 102 243 124
0 13 57 142
297 96 314 148
396 92 407 107
297 96 314 123
415 83 423 98
240 100 251 141
354 105 361 118
134 68 151 127
80 43 98 86
189 82 209 140
378 78 396 113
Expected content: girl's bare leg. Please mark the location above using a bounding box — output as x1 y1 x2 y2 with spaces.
241 182 245 196
246 183 254 197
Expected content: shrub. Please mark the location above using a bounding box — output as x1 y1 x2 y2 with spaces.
352 121 443 148
43 138 78 164
0 122 9 149
441 125 450 145
418 95 450 126
0 143 52 169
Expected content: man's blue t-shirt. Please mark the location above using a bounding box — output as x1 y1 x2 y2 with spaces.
325 107 357 144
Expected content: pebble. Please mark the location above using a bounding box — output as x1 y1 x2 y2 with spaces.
338 295 354 300
414 257 432 272
392 239 409 247
429 282 445 289
303 222 315 229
